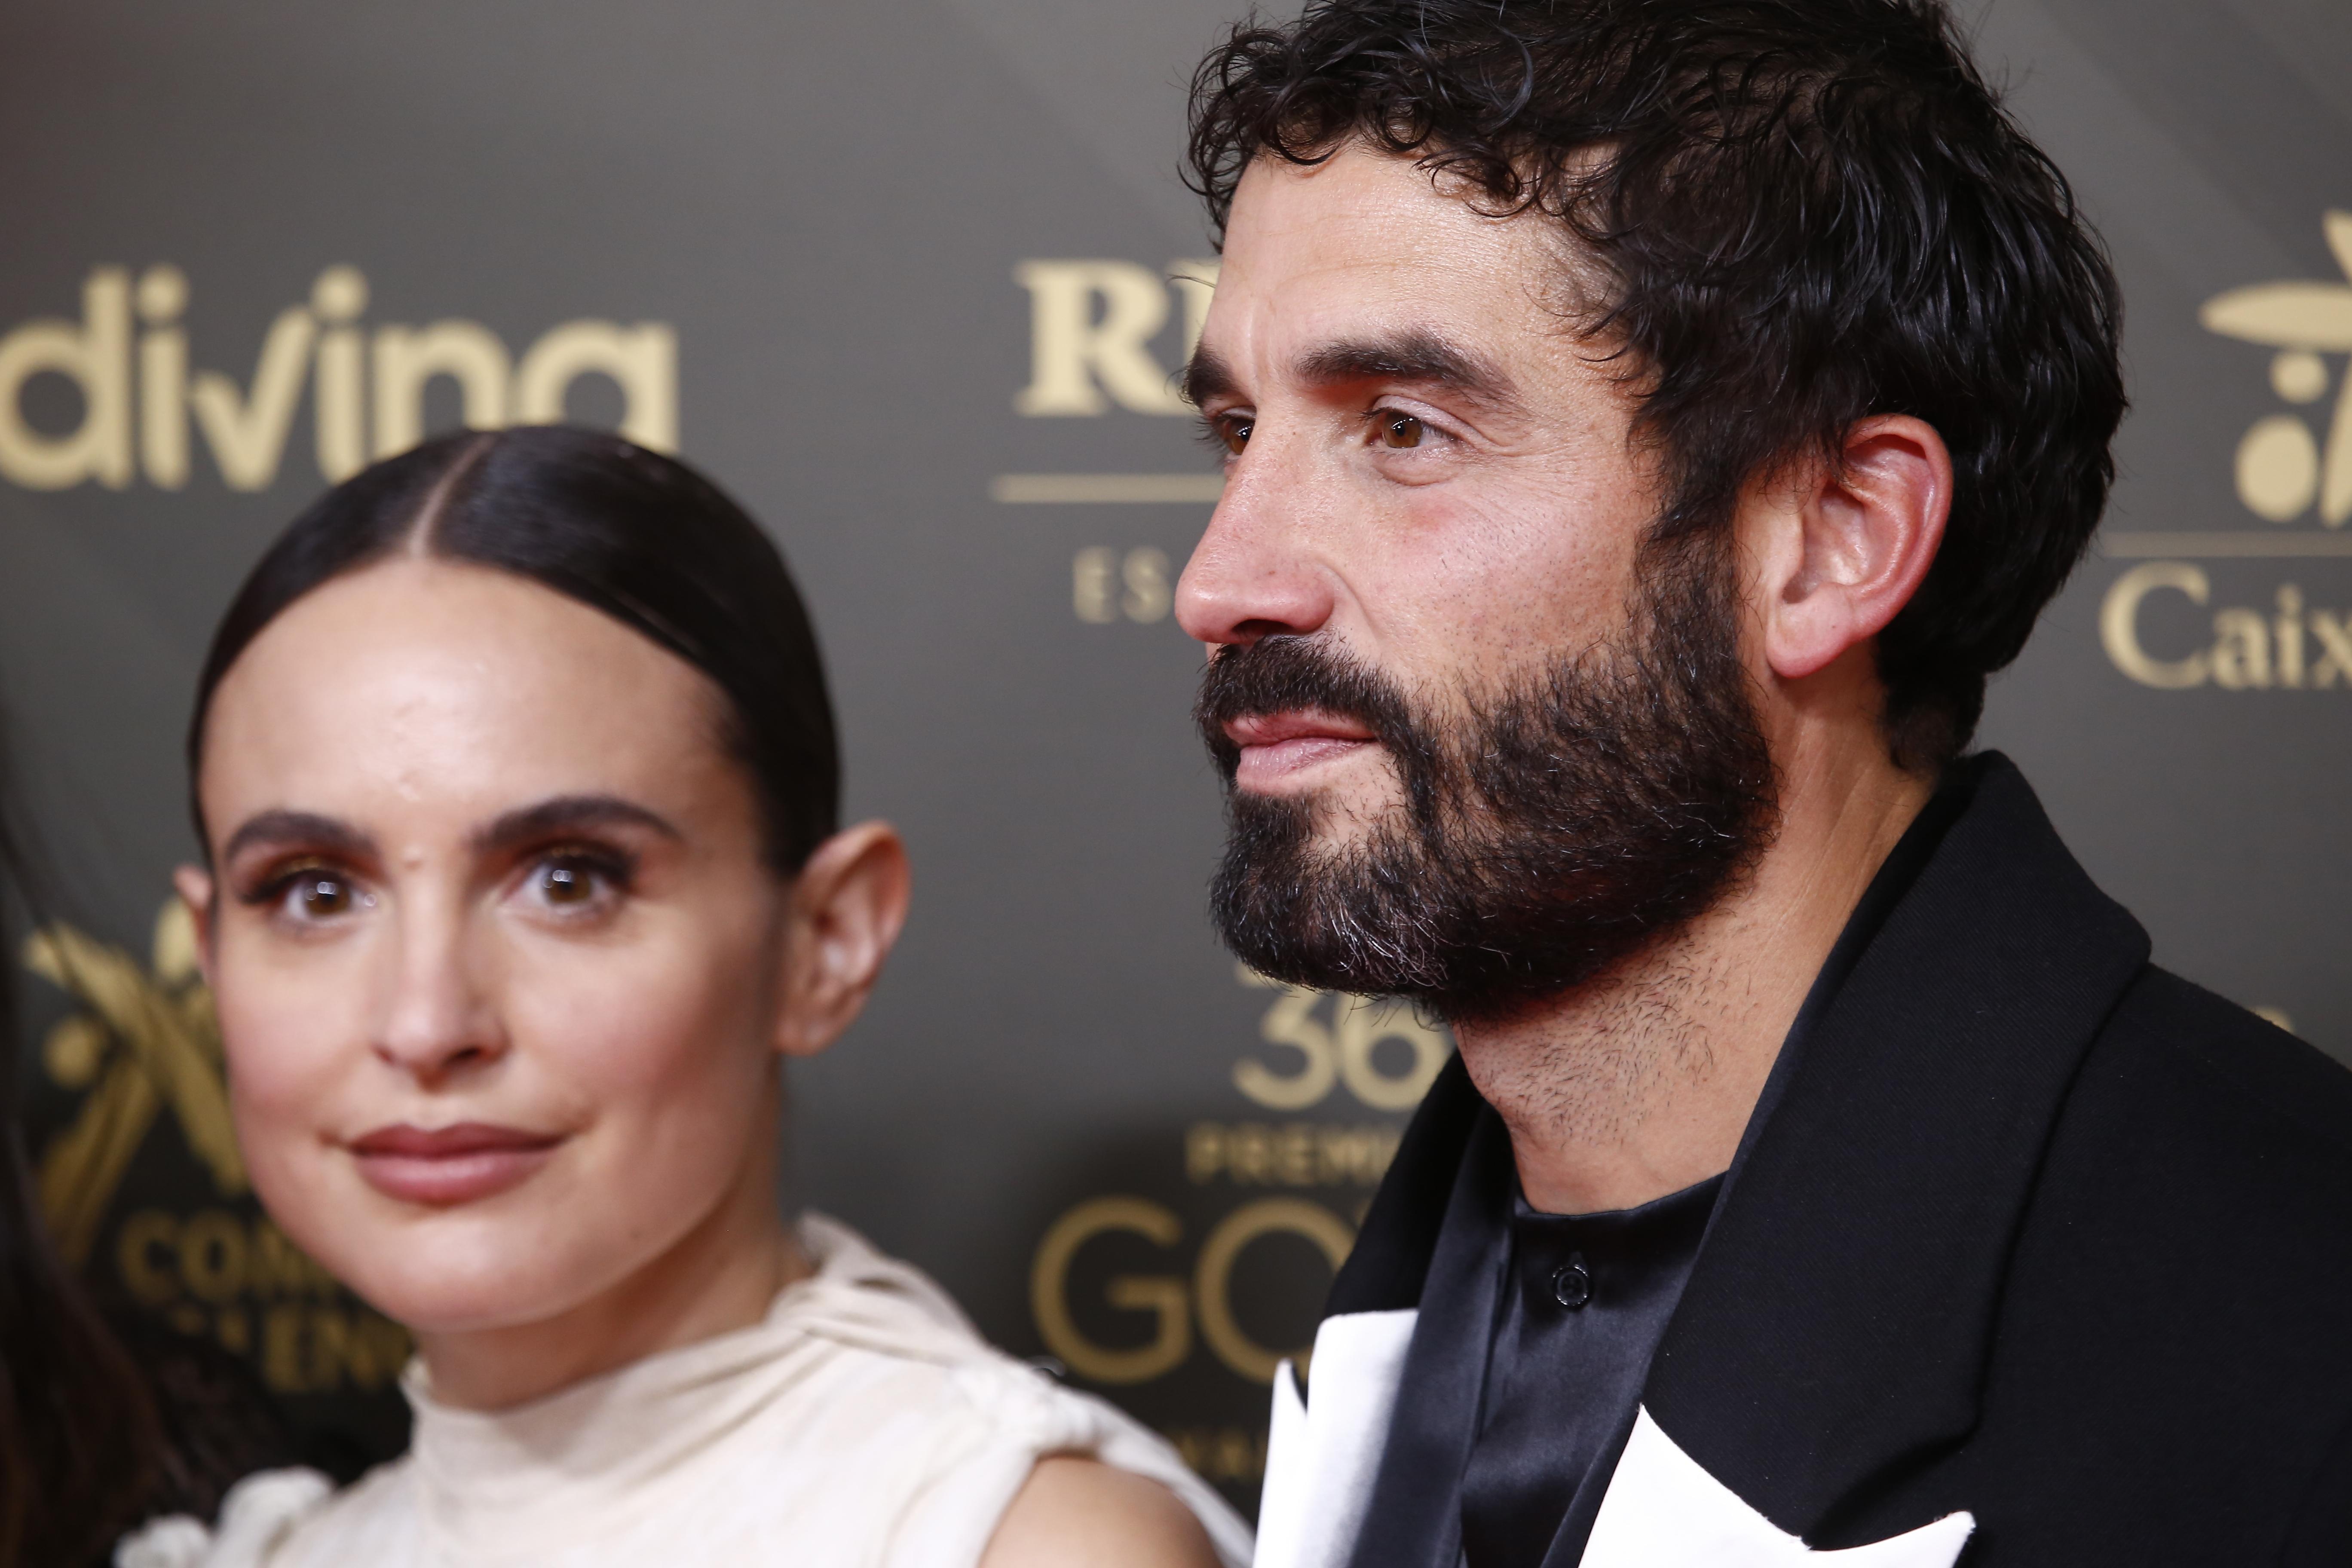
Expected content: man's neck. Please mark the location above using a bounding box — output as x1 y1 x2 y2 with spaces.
1459 745 1935 1216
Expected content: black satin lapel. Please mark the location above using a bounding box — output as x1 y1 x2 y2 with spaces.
1345 1110 1516 1568
1328 1049 1484 1315
1643 754 2151 1538
1539 1407 1636 1568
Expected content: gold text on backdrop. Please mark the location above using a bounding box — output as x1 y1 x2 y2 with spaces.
0 265 677 491
1014 260 1218 415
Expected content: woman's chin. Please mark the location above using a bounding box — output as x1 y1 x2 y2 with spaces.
327 1234 619 1339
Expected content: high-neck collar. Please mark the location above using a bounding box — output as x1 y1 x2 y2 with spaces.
401 1214 981 1554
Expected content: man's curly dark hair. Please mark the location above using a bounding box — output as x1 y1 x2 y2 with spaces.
1186 0 2125 769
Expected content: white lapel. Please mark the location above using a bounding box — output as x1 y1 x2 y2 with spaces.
1580 1409 1974 1568
1253 1309 1418 1568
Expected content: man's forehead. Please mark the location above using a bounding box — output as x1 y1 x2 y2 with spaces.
1228 146 1556 267
1213 145 1587 368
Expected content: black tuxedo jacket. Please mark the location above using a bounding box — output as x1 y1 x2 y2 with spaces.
1252 756 2352 1567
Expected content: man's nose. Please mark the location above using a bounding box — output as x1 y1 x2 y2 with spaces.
371 895 505 1086
1175 447 1338 648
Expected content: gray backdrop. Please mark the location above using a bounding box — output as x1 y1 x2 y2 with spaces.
3 0 2345 1516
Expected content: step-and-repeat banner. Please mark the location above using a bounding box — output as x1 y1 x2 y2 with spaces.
4 0 2346 1514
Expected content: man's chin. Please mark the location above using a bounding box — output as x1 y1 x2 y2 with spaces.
1228 781 1405 851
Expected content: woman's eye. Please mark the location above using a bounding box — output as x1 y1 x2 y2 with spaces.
530 856 614 910
1376 411 1426 449
280 874 361 921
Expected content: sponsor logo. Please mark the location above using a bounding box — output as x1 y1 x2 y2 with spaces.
1027 966 1446 1396
2100 214 2352 689
0 265 676 492
2201 212 2352 527
28 902 408 1395
1013 260 1217 416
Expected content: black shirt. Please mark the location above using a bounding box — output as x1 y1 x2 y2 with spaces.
1458 1170 1721 1567
1344 1101 1718 1568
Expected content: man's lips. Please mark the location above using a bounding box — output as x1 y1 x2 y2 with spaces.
348 1122 565 1206
1225 709 1380 789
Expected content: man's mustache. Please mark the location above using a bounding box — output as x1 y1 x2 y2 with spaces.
1193 636 1418 778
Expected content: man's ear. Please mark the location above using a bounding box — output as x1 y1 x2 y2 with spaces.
171 864 218 989
1746 414 1951 682
774 821 911 1060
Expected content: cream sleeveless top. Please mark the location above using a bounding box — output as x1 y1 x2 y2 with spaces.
118 1214 1252 1568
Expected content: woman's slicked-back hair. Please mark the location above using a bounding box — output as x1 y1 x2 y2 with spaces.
1188 0 2126 769
188 426 841 873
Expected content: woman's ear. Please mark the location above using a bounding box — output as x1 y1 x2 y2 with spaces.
171 864 219 989
774 821 911 1059
1746 413 1952 683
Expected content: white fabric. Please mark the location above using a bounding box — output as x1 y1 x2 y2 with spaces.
1580 1408 1974 1568
1250 1316 1975 1568
1251 1309 1417 1568
116 1213 1251 1568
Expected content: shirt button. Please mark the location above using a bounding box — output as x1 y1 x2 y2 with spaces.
1550 1255 1592 1309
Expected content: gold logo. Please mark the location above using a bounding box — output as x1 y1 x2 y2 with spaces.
0 265 677 492
30 900 241 1266
2095 217 2352 691
2200 212 2352 526
1013 260 1216 416
28 900 409 1393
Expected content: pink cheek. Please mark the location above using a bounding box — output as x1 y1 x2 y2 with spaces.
536 995 735 1099
510 946 757 1097
220 1011 319 1108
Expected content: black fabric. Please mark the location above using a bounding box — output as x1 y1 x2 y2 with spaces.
1460 1173 1718 1568
1643 753 2153 1525
1345 1111 1517 1568
1320 753 2352 1564
1341 761 1970 1568
1327 1048 1486 1316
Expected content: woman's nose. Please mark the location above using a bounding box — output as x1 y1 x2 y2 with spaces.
371 897 505 1085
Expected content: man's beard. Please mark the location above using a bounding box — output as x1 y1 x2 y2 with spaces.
1196 529 1778 1025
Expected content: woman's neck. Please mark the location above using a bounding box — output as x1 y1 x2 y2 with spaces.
414 1156 811 1412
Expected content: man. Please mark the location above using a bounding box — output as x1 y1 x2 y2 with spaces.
1172 2 2352 1564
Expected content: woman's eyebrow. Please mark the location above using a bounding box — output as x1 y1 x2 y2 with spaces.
221 811 377 864
472 794 684 855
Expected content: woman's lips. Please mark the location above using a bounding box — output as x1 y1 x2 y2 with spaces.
348 1122 564 1206
1225 709 1380 791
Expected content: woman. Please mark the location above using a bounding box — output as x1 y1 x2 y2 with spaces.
123 427 1248 1567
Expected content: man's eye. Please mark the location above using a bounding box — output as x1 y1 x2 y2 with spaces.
1376 411 1426 449
1216 414 1253 455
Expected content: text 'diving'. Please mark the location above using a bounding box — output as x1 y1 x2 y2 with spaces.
0 265 676 491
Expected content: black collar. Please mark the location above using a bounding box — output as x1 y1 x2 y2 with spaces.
1323 753 2152 1537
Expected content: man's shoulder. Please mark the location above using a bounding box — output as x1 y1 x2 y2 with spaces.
1917 965 2352 1555
2078 964 2352 1189
2009 961 2352 1354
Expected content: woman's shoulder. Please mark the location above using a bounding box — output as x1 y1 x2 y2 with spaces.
112 1464 397 1568
789 1215 1252 1568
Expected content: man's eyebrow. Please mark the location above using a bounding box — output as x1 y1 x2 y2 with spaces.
1296 331 1518 409
471 794 684 856
221 811 378 865
1184 344 1240 409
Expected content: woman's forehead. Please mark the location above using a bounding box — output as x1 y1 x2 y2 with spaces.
199 557 738 826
